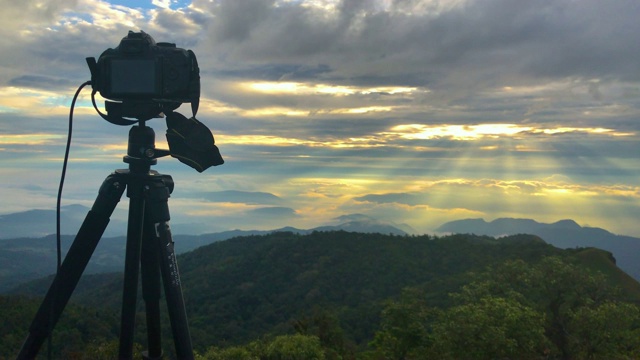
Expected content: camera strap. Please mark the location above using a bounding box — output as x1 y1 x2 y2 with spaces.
188 49 200 118
91 89 138 126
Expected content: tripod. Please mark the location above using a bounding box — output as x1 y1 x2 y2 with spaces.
18 123 194 359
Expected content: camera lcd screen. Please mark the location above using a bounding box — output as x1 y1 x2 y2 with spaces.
109 59 157 96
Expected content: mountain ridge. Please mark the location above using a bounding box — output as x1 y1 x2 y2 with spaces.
0 205 412 239
0 213 408 292
437 217 640 281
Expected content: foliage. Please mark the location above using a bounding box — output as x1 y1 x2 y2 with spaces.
265 334 325 360
0 295 120 359
197 344 258 360
369 289 436 360
453 256 628 358
370 255 640 359
429 296 548 359
567 301 640 359
4 231 640 359
80 339 144 360
196 335 324 360
292 307 356 359
176 231 564 348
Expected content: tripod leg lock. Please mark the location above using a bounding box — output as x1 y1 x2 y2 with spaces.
141 174 173 222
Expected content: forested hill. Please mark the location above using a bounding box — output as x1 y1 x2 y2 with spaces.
180 232 557 344
176 231 640 343
4 231 640 358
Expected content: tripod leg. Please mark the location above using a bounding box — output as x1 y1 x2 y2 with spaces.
17 172 126 360
146 174 194 359
118 181 147 359
140 217 163 359
156 221 194 359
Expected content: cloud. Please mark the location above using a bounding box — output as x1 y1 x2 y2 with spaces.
152 0 172 9
200 190 285 205
354 193 425 206
4 0 640 100
343 178 640 234
9 75 77 91
246 206 298 218
194 0 640 90
0 0 639 239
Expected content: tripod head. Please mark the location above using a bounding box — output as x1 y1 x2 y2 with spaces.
123 113 224 173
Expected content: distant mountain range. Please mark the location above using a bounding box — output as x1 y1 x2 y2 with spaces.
437 218 640 281
0 211 409 292
4 206 640 292
0 205 412 239
0 204 128 239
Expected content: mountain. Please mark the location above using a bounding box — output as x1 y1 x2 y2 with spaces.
0 205 411 239
7 231 640 355
436 218 640 281
313 214 414 235
0 234 126 293
0 213 408 292
0 204 127 239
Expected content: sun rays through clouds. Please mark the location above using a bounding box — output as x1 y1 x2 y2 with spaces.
0 0 639 236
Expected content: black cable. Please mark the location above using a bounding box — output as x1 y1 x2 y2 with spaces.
49 80 91 359
58 81 90 275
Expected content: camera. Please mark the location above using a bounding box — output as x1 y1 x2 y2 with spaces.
87 31 200 120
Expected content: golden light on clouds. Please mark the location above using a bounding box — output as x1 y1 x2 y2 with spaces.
248 82 302 94
222 134 311 147
0 133 64 145
218 120 636 150
213 80 418 118
0 86 96 116
388 123 635 140
383 178 640 205
236 105 396 118
390 124 532 140
538 127 634 136
241 81 419 96
277 173 640 235
221 134 386 149
343 106 394 114
240 107 310 117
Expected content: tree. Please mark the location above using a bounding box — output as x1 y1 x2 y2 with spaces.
430 296 549 359
197 345 257 360
265 334 325 360
453 256 621 358
80 340 143 360
292 308 354 359
567 301 640 359
196 334 325 360
371 255 640 359
370 288 435 360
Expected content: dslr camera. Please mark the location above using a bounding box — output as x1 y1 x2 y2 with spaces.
87 31 200 121
85 31 223 171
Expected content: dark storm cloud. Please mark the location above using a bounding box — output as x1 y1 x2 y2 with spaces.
4 0 639 98
9 75 77 91
198 0 640 88
212 64 332 81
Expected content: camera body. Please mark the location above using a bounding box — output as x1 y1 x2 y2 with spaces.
89 31 199 106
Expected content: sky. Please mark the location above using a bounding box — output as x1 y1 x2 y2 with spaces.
0 0 639 237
